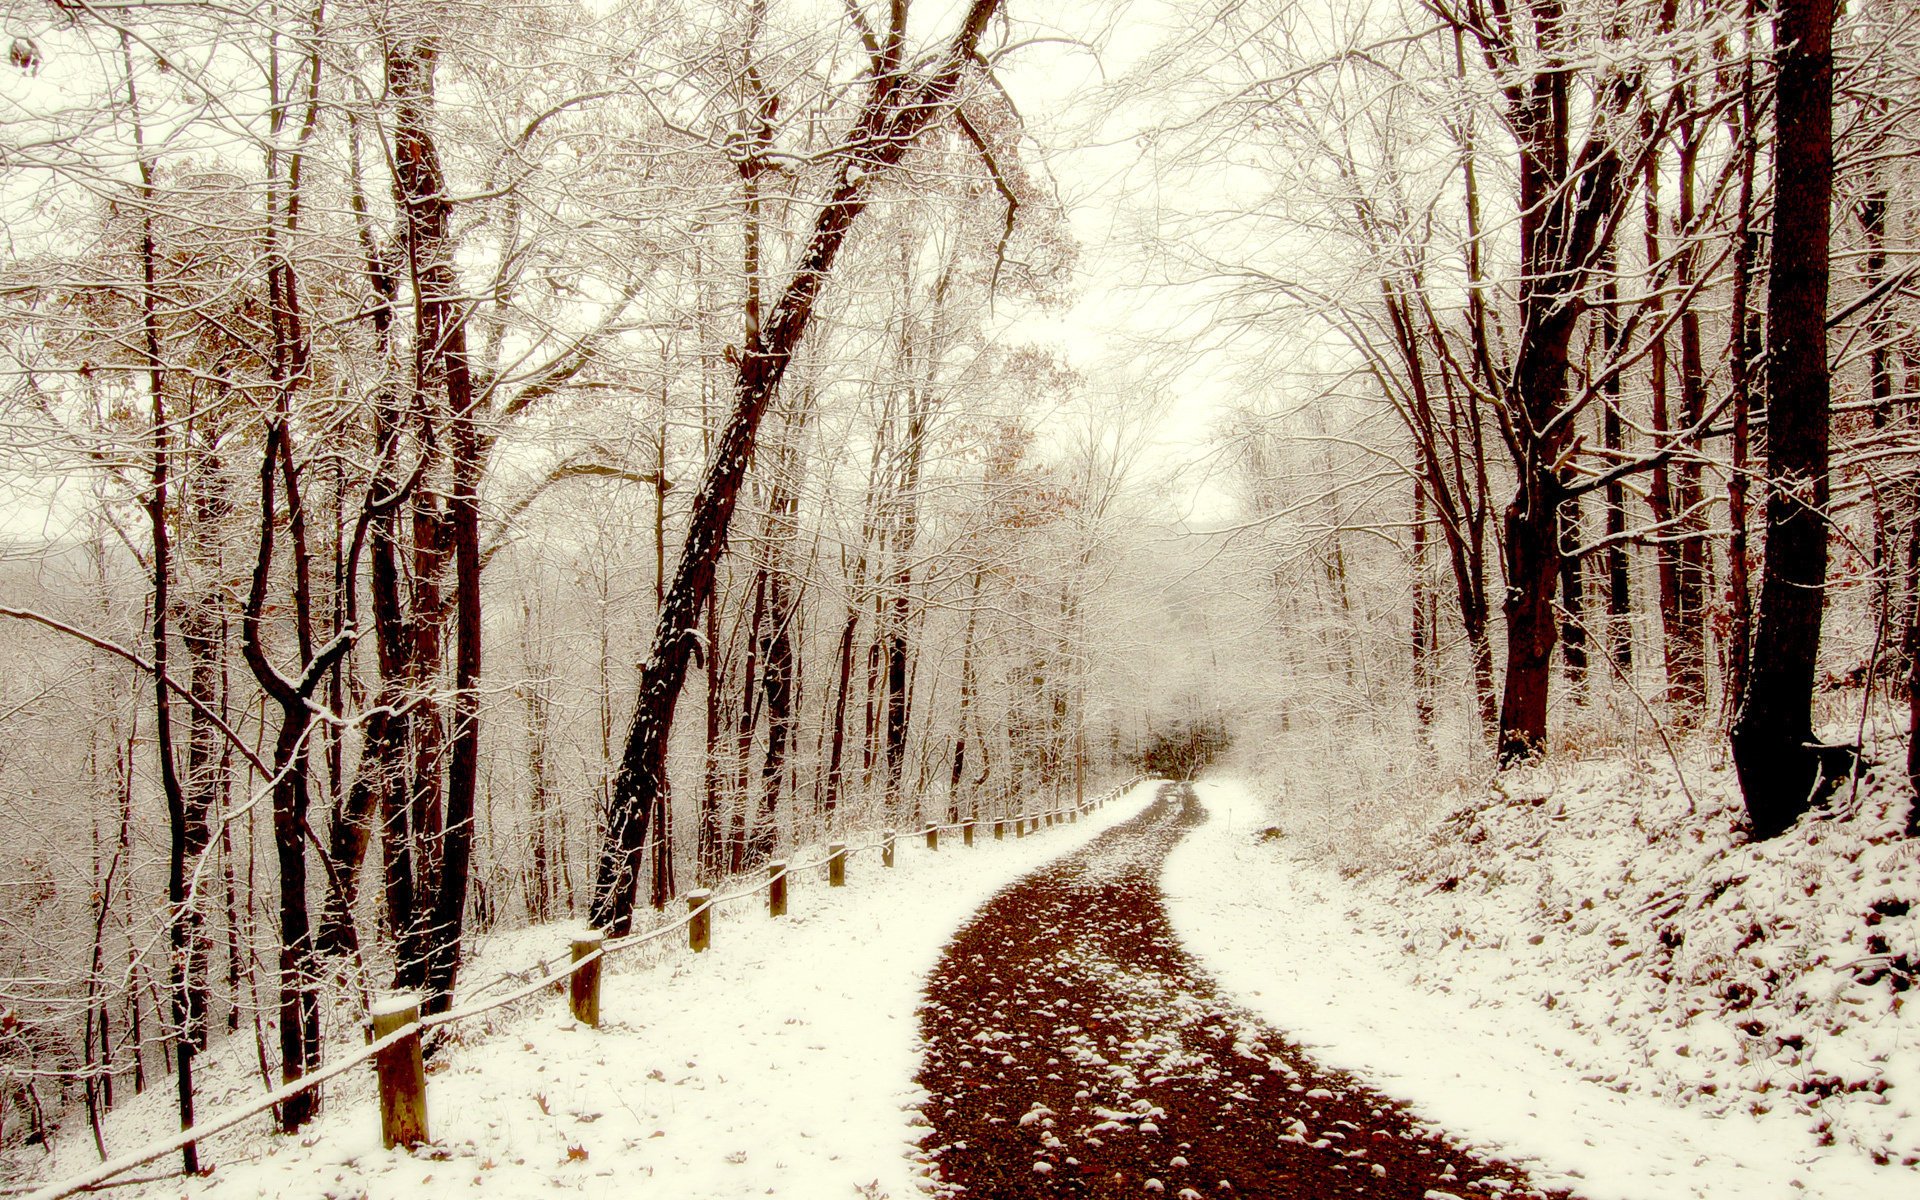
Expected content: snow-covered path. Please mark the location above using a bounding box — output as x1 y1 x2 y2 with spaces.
917 782 1555 1199
33 789 1152 1200
1162 779 1902 1200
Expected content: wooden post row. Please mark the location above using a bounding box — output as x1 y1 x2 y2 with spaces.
372 787 1139 1157
371 994 428 1150
688 889 712 952
768 861 788 917
570 932 604 1028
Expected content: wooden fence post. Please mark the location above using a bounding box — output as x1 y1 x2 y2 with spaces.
883 830 896 868
994 819 1005 840
569 932 604 1027
828 842 847 887
1069 807 1077 824
370 993 428 1150
688 889 712 952
768 861 788 917
925 825 939 851
1015 816 1026 838
963 820 975 846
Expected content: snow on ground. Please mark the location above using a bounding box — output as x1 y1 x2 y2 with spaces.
28 786 1152 1200
1164 773 1916 1200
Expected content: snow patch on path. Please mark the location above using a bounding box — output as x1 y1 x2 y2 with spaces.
1161 779 1900 1200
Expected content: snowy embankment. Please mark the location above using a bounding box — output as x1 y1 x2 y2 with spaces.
1164 774 1916 1200
35 786 1152 1200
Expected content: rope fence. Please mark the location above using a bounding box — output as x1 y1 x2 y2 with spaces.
21 778 1146 1200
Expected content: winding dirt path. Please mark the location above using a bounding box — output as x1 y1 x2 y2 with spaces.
915 782 1570 1200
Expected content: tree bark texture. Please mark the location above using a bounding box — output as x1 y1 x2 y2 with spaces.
1731 0 1836 838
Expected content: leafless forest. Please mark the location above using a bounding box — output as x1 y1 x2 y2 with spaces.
0 0 1911 1182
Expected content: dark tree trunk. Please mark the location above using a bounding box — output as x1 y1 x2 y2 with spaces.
1501 467 1569 761
751 421 805 865
700 585 726 883
1493 0 1630 763
877 382 930 823
1725 33 1761 717
242 21 337 1130
755 565 796 859
522 675 555 924
1669 108 1711 725
240 419 344 1134
1906 506 1920 834
1732 0 1836 838
823 600 859 822
1412 481 1435 731
1598 260 1632 671
386 31 485 1016
319 121 411 960
950 570 983 819
731 568 766 873
1860 189 1896 660
1642 141 1689 721
590 0 1006 934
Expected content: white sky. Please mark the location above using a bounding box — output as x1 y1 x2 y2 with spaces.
992 0 1249 527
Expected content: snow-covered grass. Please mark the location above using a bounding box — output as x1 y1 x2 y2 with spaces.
1164 764 1918 1200
23 786 1153 1200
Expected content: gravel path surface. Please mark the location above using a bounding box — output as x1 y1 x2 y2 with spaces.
915 782 1573 1199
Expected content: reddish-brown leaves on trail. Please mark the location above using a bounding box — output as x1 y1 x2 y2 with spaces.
915 784 1571 1200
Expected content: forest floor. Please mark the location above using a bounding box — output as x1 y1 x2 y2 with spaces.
26 763 1918 1200
917 781 1563 1199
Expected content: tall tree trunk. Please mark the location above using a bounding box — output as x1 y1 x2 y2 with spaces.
590 0 1006 934
319 115 412 960
880 391 928 823
1732 0 1837 837
121 32 198 1166
949 569 984 819
1642 138 1689 720
701 585 726 882
1598 254 1632 670
1668 107 1711 726
240 419 345 1133
731 568 766 873
1861 187 1895 670
1725 29 1760 717
752 420 806 864
1494 0 1629 762
1411 479 1435 732
386 29 486 1015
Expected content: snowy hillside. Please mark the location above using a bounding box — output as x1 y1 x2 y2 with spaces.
1165 761 1919 1199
